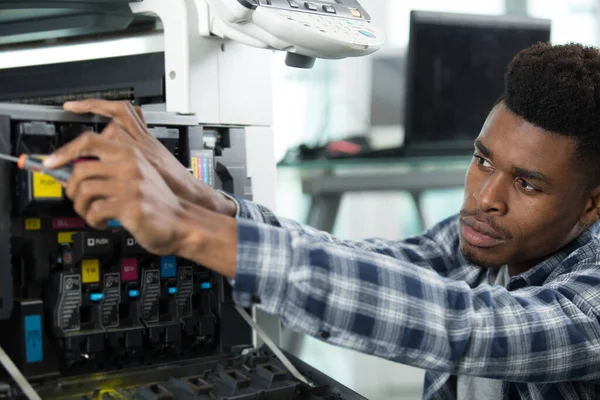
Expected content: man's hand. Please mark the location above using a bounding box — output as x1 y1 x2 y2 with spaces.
60 99 237 217
43 132 190 256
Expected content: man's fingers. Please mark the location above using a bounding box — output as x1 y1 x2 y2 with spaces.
101 122 136 145
133 106 147 125
85 198 124 230
66 161 125 199
43 132 126 169
71 180 122 219
64 99 147 141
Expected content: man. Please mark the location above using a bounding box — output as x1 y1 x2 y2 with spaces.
42 42 600 399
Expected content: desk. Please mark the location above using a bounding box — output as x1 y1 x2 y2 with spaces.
278 156 472 232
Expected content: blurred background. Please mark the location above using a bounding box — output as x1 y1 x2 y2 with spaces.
269 0 600 399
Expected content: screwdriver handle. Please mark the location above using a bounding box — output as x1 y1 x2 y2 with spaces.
18 155 74 182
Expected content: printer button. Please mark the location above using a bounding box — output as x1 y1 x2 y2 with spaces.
304 2 317 11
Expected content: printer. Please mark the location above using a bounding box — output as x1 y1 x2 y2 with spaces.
0 1 384 398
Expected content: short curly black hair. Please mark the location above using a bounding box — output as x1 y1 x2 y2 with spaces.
501 42 600 187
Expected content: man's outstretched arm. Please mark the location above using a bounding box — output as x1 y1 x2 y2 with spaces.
221 191 460 277
178 205 600 384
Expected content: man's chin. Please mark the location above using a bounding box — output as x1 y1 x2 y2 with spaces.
459 241 506 269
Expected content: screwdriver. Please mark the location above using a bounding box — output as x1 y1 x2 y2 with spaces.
0 153 73 182
0 153 122 228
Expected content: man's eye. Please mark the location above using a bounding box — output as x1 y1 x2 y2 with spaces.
517 178 536 192
474 155 492 168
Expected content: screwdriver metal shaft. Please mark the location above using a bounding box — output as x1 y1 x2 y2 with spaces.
0 153 73 182
0 153 19 163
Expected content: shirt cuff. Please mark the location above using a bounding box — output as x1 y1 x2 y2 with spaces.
218 190 241 218
231 218 292 315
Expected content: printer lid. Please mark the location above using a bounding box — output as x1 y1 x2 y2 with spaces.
0 0 158 47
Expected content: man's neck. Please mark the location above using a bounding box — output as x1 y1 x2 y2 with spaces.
507 262 537 278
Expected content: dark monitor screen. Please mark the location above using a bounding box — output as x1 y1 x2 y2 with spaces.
404 11 551 146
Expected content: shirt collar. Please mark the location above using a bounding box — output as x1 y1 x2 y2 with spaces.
507 223 599 289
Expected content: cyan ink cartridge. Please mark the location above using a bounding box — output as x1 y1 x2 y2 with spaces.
0 300 57 378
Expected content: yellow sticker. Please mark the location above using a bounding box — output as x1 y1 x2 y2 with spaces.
81 259 100 283
191 156 198 180
57 232 75 244
32 172 62 199
24 218 41 231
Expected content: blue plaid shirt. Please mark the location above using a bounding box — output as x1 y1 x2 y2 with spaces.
228 194 600 400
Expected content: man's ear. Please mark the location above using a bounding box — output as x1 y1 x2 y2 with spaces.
581 185 600 226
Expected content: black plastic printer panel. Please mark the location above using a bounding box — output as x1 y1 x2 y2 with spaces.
0 53 165 106
0 116 13 320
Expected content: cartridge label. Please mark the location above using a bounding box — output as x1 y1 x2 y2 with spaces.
190 150 214 186
140 269 160 323
57 232 75 244
81 259 100 283
160 256 177 278
52 217 85 229
32 172 62 199
177 267 194 317
24 315 43 363
57 274 82 332
24 218 41 231
102 273 121 328
121 258 138 281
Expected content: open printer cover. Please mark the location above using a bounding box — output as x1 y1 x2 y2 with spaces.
0 1 368 399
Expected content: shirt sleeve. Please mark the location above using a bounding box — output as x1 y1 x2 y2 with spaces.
219 191 460 277
219 190 241 218
232 218 600 383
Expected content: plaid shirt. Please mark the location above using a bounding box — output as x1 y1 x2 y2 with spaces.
228 194 600 400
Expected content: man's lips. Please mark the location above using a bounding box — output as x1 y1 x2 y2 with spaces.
460 217 506 248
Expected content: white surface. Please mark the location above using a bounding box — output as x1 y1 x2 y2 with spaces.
528 0 597 46
217 40 274 126
130 0 196 115
245 126 277 209
0 32 165 69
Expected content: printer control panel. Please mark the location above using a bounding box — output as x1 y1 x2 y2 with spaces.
263 6 380 47
208 0 384 60
250 0 371 20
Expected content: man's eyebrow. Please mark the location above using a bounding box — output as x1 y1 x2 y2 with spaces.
475 140 492 158
512 166 552 185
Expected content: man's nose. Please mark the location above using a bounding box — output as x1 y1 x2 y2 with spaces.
473 173 508 215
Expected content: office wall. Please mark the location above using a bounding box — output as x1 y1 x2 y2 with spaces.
270 1 599 399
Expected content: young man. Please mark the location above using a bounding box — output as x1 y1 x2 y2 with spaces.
44 42 600 399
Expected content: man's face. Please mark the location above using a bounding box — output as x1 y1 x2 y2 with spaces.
460 103 594 273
